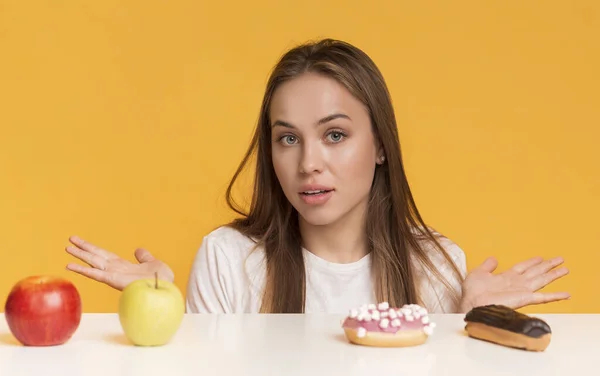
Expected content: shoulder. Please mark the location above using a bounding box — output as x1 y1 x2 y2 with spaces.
426 232 467 277
185 225 266 313
411 227 467 277
189 225 267 281
410 227 468 313
198 225 261 262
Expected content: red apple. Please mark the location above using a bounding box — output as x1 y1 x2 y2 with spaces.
4 275 82 346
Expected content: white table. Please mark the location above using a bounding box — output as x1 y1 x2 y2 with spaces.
0 313 597 375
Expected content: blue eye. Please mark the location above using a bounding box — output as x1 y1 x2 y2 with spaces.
281 135 298 145
327 131 346 143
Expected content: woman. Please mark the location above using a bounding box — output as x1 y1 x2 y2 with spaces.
65 39 570 314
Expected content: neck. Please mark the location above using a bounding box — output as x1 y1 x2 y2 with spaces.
299 201 369 264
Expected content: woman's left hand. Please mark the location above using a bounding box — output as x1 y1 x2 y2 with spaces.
459 256 570 313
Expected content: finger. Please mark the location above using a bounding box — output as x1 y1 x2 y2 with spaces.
134 248 155 263
66 263 125 290
523 257 565 278
528 291 571 306
511 256 544 274
68 236 116 260
65 245 107 270
476 257 498 273
528 267 570 291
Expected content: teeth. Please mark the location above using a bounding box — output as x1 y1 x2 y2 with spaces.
303 190 326 194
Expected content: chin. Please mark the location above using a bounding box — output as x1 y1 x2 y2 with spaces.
296 208 341 227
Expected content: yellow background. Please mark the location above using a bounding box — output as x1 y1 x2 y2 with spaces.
1 1 598 313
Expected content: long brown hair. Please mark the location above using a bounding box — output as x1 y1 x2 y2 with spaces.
225 38 463 313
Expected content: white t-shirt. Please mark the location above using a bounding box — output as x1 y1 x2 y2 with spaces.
185 226 467 314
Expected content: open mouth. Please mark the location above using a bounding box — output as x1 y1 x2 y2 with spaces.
301 190 333 196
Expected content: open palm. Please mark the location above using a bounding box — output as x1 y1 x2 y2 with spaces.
65 235 174 291
460 256 570 312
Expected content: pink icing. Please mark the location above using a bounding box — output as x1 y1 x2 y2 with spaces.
341 302 436 335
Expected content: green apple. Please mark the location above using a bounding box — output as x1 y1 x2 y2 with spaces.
118 273 185 346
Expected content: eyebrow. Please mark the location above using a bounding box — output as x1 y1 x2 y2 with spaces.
271 113 351 128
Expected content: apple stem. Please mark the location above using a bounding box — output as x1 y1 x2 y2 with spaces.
155 272 158 289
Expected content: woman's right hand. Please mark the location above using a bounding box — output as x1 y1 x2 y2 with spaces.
65 235 175 291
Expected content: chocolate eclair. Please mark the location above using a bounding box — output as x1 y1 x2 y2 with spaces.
464 305 552 351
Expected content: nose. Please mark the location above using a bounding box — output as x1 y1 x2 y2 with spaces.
299 142 324 174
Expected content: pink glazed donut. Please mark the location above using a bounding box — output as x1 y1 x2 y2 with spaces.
341 302 436 347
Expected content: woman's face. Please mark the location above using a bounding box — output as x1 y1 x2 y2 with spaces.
270 72 383 227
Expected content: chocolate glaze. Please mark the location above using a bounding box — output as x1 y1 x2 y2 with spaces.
464 305 551 338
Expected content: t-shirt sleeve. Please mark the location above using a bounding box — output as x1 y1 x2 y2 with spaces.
418 236 468 313
185 235 236 313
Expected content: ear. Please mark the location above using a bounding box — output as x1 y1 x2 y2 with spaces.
376 143 385 165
